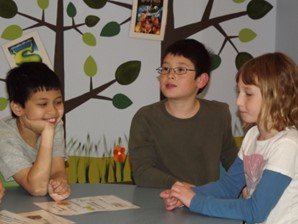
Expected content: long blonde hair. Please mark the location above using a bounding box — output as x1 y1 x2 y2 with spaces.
236 52 298 131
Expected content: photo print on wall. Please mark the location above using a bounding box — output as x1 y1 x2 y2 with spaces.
130 0 168 40
2 31 52 68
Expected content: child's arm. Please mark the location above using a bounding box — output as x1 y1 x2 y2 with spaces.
13 124 55 196
48 157 70 201
173 170 291 223
161 157 245 210
193 157 245 198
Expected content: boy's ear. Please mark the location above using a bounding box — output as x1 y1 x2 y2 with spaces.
196 73 209 89
10 101 24 117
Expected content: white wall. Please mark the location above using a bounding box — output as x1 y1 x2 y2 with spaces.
0 0 277 155
275 0 298 63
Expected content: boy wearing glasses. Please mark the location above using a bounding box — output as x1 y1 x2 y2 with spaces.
129 39 238 188
0 62 70 201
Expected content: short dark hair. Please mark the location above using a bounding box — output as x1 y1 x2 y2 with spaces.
6 62 61 107
162 39 211 79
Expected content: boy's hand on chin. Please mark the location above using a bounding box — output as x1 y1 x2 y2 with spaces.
23 115 60 135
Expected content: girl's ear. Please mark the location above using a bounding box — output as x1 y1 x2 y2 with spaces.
196 73 209 89
10 101 24 117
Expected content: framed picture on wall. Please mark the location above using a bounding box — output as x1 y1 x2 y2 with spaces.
2 31 52 69
129 0 168 41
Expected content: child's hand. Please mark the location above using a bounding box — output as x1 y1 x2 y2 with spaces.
170 181 195 208
48 178 70 202
160 189 183 210
241 186 250 199
0 182 5 202
22 115 56 135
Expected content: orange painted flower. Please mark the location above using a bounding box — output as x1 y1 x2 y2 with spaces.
113 145 126 163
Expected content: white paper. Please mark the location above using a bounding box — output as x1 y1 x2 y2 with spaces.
34 195 139 216
0 210 39 224
19 210 75 224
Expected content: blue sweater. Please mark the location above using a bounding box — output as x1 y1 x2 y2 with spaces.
190 157 291 224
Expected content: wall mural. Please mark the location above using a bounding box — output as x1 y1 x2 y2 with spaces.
0 0 273 184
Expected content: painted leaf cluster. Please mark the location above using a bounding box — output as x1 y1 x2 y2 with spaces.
100 22 121 37
112 94 132 109
84 56 97 77
211 55 221 71
235 52 253 70
67 2 77 18
37 0 49 10
239 28 257 42
83 0 108 9
1 24 22 40
0 0 17 18
247 0 273 20
85 15 100 27
115 61 141 85
82 32 96 46
0 98 8 111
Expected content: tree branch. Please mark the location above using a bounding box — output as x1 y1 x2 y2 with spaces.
17 11 56 31
64 23 85 31
23 23 44 31
120 17 131 26
108 0 132 10
201 0 214 21
65 79 117 113
214 24 238 53
173 11 247 41
92 95 112 101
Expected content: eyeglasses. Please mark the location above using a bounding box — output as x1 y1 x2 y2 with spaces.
156 66 196 75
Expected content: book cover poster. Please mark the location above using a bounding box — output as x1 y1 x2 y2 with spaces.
130 0 168 41
2 31 52 69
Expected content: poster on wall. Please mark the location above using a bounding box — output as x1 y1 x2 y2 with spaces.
2 31 52 69
129 0 168 41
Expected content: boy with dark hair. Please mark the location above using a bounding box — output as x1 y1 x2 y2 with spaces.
0 62 70 201
129 39 238 188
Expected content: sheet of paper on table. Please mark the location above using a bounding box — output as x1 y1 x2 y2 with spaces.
34 195 140 216
19 210 75 224
0 210 39 224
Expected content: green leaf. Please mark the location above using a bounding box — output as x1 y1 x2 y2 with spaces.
82 32 96 46
84 56 97 77
247 0 273 20
239 28 257 42
85 15 100 27
112 94 132 109
0 0 17 18
67 2 77 18
235 52 253 70
233 0 245 3
37 0 49 10
100 22 120 37
210 54 221 71
83 0 107 9
1 25 22 40
115 61 141 85
0 98 8 111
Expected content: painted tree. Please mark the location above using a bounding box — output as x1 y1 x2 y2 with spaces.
161 0 273 71
0 0 273 118
0 0 139 115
